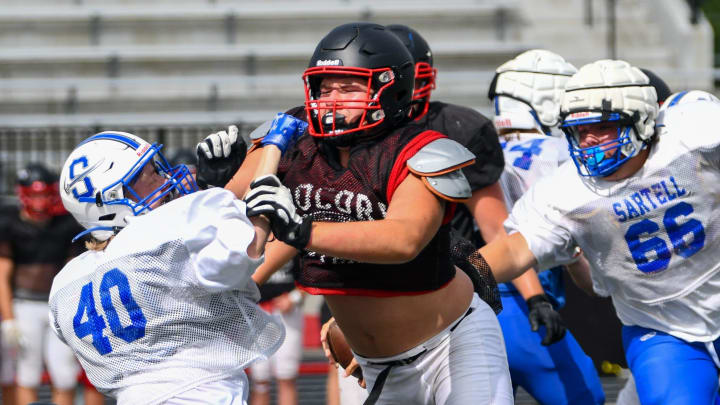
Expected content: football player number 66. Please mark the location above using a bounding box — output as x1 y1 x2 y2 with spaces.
73 269 147 355
624 201 706 274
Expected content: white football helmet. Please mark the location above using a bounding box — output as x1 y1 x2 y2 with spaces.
560 59 658 177
656 90 720 127
60 131 197 242
488 49 577 135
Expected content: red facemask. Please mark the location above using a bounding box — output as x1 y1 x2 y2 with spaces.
17 181 66 221
303 66 397 138
411 62 437 120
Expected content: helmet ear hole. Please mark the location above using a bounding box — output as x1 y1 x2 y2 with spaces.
99 214 115 221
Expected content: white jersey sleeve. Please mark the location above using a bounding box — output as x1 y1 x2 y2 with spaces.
181 189 263 292
107 188 263 293
504 165 579 269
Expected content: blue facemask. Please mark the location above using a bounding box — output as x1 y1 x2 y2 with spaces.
561 112 639 177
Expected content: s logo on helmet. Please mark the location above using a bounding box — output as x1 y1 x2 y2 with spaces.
64 156 101 200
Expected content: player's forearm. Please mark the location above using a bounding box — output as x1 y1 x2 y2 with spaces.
0 258 14 320
252 239 297 285
225 147 263 199
466 182 509 244
480 232 537 283
510 268 545 300
307 217 440 264
565 253 596 297
246 216 271 259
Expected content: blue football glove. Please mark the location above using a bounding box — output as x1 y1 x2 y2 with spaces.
261 113 308 154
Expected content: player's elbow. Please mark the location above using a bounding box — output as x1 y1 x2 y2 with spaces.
395 228 435 263
393 245 422 264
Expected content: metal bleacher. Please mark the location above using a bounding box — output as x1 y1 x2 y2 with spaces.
0 1 525 120
0 0 529 195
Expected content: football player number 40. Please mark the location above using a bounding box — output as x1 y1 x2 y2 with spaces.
73 269 147 355
624 201 705 274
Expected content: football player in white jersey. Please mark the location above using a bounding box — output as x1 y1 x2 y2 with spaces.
489 49 605 404
48 114 306 404
480 59 720 404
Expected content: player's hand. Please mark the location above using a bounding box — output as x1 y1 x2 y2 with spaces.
244 174 312 250
1 319 24 351
261 113 308 155
526 294 566 346
196 125 248 189
320 317 338 367
343 357 366 388
272 293 295 314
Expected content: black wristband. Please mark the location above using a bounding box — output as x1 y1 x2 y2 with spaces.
282 217 313 250
526 294 551 307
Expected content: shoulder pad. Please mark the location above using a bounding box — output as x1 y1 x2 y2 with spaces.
407 138 475 176
422 170 471 202
248 119 274 143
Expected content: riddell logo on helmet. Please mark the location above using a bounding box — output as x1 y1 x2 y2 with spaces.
568 112 592 119
495 119 512 128
316 59 343 66
136 144 150 157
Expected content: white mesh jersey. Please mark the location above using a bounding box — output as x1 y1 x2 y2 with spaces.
505 101 720 342
499 132 570 211
48 188 285 404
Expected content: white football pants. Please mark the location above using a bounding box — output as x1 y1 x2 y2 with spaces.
353 294 513 405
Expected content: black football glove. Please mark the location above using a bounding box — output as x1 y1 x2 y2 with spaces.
196 125 247 189
244 174 312 250
526 294 566 346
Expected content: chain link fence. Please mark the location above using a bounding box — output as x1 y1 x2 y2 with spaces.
0 123 258 201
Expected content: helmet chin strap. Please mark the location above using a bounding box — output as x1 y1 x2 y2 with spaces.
72 226 119 243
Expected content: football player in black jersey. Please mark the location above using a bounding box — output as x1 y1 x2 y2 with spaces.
222 22 513 405
387 24 566 348
0 163 84 405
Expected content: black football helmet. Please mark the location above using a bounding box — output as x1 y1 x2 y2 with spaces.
303 23 415 145
386 24 436 120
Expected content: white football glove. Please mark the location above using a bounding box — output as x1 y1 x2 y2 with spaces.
1 319 24 351
195 125 248 189
198 125 239 159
